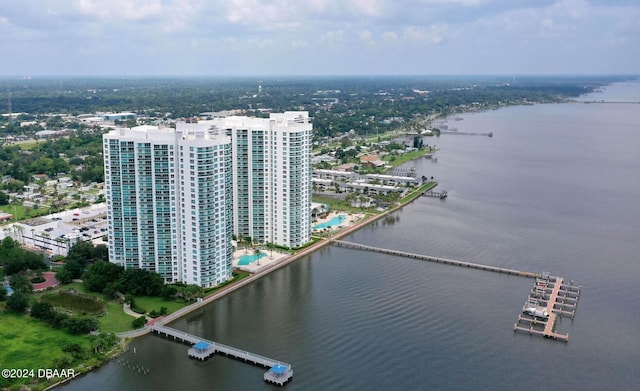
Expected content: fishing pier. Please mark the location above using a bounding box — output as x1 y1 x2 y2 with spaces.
440 130 493 137
150 324 293 386
331 240 539 278
330 240 581 342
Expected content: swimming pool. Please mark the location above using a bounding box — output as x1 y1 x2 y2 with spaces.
3 285 14 296
313 214 347 230
238 252 267 266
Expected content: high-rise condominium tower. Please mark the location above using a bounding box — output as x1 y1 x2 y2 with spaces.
220 111 313 248
103 123 233 287
103 111 312 287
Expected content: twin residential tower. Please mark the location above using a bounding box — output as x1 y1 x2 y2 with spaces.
103 112 312 287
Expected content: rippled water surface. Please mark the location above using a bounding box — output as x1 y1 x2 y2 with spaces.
59 81 640 391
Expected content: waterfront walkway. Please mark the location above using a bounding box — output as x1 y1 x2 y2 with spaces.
331 239 540 278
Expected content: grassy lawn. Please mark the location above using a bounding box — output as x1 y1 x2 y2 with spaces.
398 181 438 204
41 282 194 332
387 147 436 167
0 204 53 222
99 301 135 333
312 195 377 214
36 283 134 333
0 312 92 389
133 296 186 316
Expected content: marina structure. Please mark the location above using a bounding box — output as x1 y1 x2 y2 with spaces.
151 324 293 386
514 273 581 342
330 240 581 342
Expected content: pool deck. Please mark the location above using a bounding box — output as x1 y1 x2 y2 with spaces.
233 248 290 273
232 212 365 273
312 211 365 232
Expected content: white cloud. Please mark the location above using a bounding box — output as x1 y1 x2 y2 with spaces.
291 40 308 48
359 30 376 46
382 31 399 43
75 0 165 21
0 0 637 75
403 25 446 44
320 30 345 46
348 0 386 17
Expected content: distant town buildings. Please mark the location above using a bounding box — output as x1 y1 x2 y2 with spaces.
5 204 109 256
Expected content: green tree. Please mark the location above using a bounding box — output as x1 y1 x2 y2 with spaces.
66 241 95 265
119 268 164 296
31 301 55 321
9 273 33 294
160 285 178 300
3 256 27 275
55 268 73 284
89 333 118 354
64 316 99 334
62 259 84 279
6 291 29 313
0 286 6 302
132 316 146 328
182 284 204 302
24 252 46 271
83 261 123 293
50 312 70 328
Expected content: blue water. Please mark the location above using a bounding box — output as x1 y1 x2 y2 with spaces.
57 80 640 391
237 252 267 266
3 285 13 296
313 214 346 229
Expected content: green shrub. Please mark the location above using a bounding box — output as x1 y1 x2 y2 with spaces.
132 316 146 328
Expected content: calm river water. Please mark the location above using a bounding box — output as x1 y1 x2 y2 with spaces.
59 81 640 391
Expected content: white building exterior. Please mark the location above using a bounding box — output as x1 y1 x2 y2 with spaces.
103 123 233 288
217 111 313 248
102 111 312 287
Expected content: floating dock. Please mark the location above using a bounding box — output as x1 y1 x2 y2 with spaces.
513 273 581 342
151 324 293 386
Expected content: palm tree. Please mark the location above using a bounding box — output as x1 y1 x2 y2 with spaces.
254 248 262 265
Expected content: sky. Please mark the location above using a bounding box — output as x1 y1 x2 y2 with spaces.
0 0 638 76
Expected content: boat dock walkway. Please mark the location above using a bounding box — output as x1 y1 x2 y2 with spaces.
514 273 581 342
150 324 293 386
440 131 493 137
423 190 448 199
331 240 540 279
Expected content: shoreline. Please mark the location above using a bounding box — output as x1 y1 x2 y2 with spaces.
47 180 438 390
153 182 437 328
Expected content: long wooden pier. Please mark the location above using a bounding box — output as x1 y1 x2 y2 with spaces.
514 274 581 342
150 324 293 386
331 240 540 278
440 131 493 137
